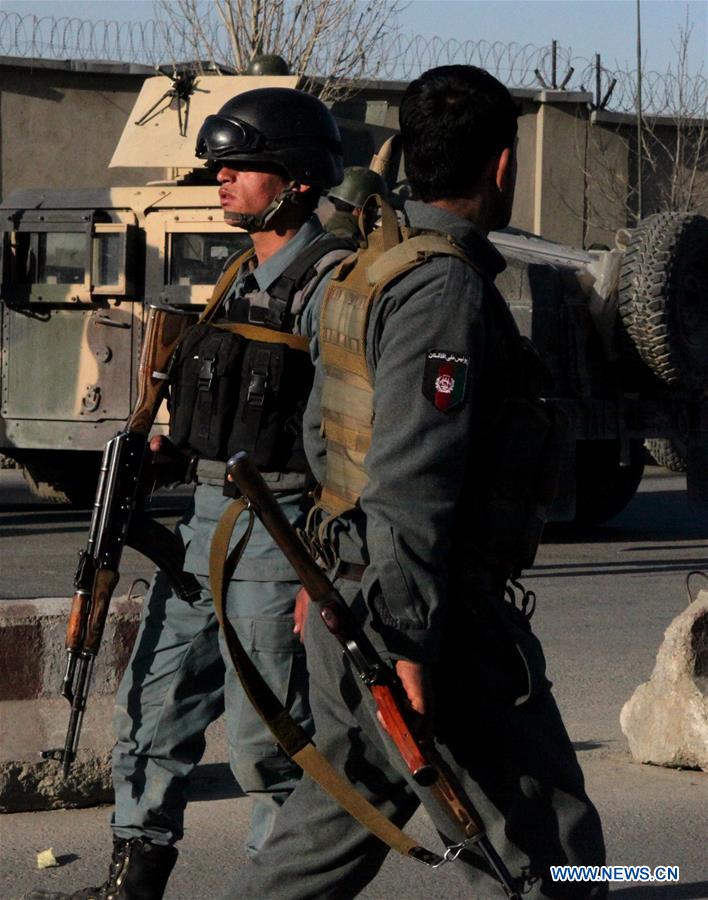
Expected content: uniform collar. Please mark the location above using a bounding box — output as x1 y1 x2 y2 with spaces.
403 199 506 278
249 215 325 292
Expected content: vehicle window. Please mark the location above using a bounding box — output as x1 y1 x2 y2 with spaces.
38 233 86 284
15 232 86 284
168 232 252 285
92 232 122 286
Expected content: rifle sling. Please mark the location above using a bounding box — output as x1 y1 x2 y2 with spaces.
209 498 443 868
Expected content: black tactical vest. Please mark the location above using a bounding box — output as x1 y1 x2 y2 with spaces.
168 234 355 472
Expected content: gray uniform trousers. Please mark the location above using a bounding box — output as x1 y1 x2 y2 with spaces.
234 580 607 899
110 482 312 856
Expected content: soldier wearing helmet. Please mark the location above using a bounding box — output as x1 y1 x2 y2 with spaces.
29 87 355 900
325 166 388 239
245 54 291 76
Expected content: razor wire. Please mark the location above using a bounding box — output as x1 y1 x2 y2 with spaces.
0 11 705 117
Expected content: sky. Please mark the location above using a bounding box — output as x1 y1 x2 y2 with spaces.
2 0 706 76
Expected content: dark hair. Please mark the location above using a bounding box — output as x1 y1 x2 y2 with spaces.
399 65 519 202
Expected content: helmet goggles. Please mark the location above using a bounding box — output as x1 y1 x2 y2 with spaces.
196 115 267 160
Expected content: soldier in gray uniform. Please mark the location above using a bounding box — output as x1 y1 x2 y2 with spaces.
29 88 351 900
234 66 607 899
324 166 388 239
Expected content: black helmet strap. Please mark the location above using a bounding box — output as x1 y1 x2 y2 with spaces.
224 183 301 233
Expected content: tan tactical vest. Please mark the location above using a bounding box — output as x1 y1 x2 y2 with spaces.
318 199 474 515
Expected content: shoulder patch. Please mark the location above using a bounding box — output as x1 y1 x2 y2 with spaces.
422 350 469 412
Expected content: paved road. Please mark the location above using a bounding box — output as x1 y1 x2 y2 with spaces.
1 468 707 898
0 470 190 600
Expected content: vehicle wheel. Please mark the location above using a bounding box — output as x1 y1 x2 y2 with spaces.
645 437 687 473
21 452 101 506
618 213 708 390
574 439 645 524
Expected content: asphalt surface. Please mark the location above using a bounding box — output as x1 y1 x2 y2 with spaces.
1 467 707 899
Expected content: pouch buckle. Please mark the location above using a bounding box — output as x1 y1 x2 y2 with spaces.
199 356 216 391
247 369 268 407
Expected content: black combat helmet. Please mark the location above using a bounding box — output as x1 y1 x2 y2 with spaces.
246 54 290 76
195 87 343 188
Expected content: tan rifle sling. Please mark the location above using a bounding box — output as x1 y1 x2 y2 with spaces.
318 198 473 516
196 246 309 352
199 246 256 322
209 498 442 868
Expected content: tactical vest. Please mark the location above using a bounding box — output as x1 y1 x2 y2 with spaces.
318 199 558 577
169 234 355 472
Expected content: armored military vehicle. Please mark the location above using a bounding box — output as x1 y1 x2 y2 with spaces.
0 70 396 505
1 71 706 521
491 213 708 522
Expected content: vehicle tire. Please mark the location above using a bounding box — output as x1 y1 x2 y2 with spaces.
21 452 101 506
644 437 687 473
618 213 708 390
574 439 645 524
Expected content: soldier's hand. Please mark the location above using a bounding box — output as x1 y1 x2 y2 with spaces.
145 435 193 487
293 587 310 643
393 660 434 736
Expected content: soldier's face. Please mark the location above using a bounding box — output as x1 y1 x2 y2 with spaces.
216 165 290 221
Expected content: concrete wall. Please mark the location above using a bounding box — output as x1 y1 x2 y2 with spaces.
0 56 161 203
0 595 140 811
1 56 705 246
0 594 230 812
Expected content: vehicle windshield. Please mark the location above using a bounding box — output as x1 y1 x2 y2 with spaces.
168 232 252 285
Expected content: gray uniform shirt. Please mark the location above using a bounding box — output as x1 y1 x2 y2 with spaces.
304 200 509 662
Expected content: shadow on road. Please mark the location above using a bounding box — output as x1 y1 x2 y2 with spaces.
545 488 708 546
526 556 707 579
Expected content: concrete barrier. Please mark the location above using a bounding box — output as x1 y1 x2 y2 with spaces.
0 595 141 812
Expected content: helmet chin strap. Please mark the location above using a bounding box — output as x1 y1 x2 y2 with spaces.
224 184 300 233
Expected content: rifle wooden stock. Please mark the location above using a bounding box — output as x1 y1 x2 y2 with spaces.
65 589 90 654
369 134 401 177
128 305 194 435
47 304 196 776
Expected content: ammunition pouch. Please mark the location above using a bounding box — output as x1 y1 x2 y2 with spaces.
168 231 355 471
168 323 313 470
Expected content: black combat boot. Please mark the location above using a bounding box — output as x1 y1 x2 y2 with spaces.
26 838 178 900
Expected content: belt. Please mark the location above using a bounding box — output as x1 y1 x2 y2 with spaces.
335 561 367 582
195 458 307 492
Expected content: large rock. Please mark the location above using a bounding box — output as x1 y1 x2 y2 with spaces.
620 590 708 770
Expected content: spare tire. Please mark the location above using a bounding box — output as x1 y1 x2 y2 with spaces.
645 437 687 473
618 213 708 390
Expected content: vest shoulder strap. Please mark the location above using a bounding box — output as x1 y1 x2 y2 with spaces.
265 234 358 329
199 246 256 323
211 321 310 352
366 232 471 288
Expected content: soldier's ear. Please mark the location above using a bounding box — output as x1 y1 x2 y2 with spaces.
494 147 513 193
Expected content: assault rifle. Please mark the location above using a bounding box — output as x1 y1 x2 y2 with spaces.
44 304 198 777
225 451 521 900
